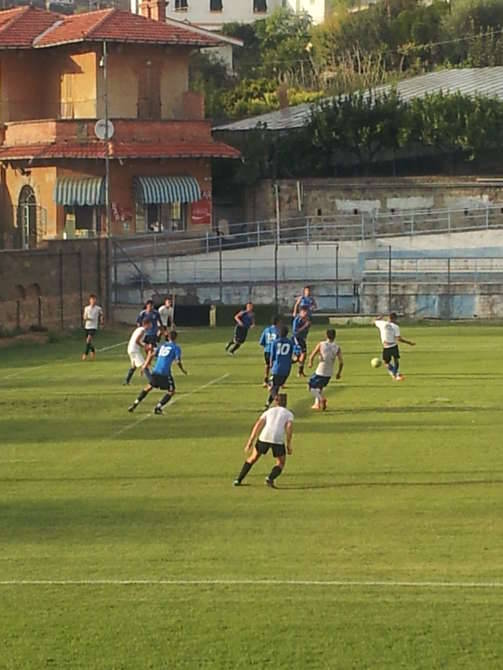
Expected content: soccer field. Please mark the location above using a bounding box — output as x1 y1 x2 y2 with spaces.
1 323 502 669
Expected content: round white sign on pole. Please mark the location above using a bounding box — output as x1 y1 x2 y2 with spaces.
95 119 115 141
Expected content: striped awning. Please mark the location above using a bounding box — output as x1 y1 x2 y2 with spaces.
134 176 201 205
54 177 105 206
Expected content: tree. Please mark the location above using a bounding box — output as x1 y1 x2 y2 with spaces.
308 90 408 171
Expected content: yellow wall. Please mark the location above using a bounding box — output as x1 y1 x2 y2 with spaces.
1 44 191 123
0 49 97 122
97 45 191 120
2 166 59 245
57 51 98 119
0 159 211 245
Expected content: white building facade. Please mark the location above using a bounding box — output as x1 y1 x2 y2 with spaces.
131 0 328 28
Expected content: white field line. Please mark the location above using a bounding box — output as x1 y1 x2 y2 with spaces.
0 578 501 589
107 373 231 440
2 340 127 381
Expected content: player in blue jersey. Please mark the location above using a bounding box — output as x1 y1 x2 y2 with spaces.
259 315 281 387
293 286 318 319
264 325 294 409
136 300 162 351
128 331 187 415
292 307 311 377
225 302 255 356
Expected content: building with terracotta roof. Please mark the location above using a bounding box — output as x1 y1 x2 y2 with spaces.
0 1 240 248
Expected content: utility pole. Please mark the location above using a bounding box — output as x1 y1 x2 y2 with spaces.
102 41 112 238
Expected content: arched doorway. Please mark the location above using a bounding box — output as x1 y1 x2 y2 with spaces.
17 186 37 249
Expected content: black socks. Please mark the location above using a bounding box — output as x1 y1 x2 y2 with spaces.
268 465 283 481
236 461 253 483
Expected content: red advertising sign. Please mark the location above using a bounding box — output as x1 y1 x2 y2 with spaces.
191 198 212 225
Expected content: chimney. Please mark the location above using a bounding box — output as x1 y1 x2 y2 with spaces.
139 0 166 21
277 83 289 110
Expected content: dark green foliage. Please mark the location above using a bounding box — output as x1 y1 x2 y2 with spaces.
226 91 503 183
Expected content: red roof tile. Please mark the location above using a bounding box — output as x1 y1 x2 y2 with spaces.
36 9 226 47
0 6 60 49
0 140 241 160
0 6 233 49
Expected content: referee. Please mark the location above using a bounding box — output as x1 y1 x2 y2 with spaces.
233 394 294 488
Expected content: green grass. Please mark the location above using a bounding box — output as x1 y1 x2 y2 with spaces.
1 324 502 669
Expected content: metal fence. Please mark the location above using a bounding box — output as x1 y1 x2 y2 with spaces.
360 252 503 319
108 204 503 262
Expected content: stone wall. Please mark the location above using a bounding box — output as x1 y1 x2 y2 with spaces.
244 177 503 227
0 239 109 332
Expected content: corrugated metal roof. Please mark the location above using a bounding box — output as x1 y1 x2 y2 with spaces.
214 67 503 132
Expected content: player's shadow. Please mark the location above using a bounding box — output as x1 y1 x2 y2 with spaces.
280 479 503 491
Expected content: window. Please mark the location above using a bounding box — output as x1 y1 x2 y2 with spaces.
175 0 188 8
210 0 222 11
137 61 161 120
145 203 187 233
64 206 102 238
253 0 267 12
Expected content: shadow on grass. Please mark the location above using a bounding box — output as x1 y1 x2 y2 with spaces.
280 479 503 491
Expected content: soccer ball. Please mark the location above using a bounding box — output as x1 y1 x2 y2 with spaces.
371 357 382 368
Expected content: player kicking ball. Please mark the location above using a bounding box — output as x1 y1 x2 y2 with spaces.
128 331 187 415
308 329 343 411
233 393 294 489
374 312 415 381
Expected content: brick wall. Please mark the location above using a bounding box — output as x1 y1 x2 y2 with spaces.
0 239 109 333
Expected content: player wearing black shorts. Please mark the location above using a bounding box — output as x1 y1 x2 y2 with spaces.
225 302 255 356
258 315 281 386
82 294 104 361
233 394 294 489
374 313 416 381
128 331 187 415
264 325 294 409
292 307 311 376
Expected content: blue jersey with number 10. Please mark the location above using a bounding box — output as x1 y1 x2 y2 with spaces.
153 342 181 376
271 337 294 376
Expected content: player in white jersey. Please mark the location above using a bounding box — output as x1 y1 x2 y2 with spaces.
124 319 152 385
374 312 415 381
308 329 344 410
233 394 294 489
159 297 176 335
82 294 104 361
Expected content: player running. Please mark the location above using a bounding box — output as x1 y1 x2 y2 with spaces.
308 328 343 411
264 325 294 410
374 312 415 381
128 331 187 415
233 393 294 489
124 319 152 385
159 297 175 336
293 286 317 318
82 294 104 361
292 307 311 377
225 302 255 356
259 315 281 387
136 300 162 351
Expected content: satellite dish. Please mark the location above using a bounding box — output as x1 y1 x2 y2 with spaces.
94 119 115 141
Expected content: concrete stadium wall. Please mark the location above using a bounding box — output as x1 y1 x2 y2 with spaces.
361 282 503 319
112 228 503 317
